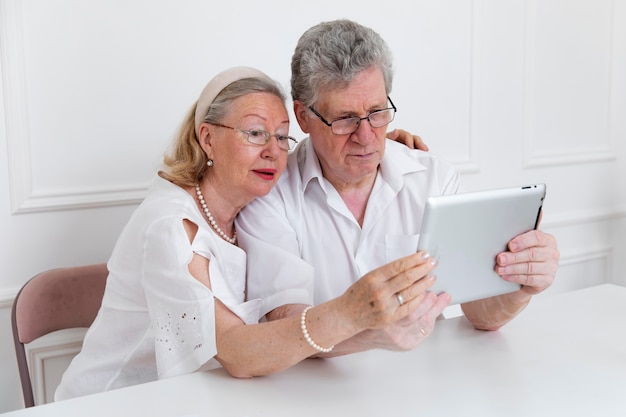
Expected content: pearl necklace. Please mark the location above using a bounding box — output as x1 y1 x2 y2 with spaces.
194 184 237 244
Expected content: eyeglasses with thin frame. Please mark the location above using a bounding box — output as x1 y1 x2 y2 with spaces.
308 96 397 135
209 123 298 151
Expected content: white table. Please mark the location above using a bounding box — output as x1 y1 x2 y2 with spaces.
3 284 626 417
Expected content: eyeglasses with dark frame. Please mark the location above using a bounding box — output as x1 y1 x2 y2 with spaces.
209 123 298 151
308 96 397 135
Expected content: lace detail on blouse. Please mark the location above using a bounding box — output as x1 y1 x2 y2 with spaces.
154 303 205 355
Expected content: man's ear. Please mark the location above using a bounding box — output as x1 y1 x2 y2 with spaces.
293 100 311 133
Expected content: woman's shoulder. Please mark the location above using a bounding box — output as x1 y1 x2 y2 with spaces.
125 176 202 230
144 176 196 209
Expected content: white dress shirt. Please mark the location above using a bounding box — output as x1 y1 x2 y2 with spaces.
56 176 260 400
237 138 459 316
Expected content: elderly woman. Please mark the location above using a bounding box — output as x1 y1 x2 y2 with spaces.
55 67 438 400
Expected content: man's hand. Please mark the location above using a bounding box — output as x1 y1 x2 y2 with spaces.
495 229 559 295
462 229 559 330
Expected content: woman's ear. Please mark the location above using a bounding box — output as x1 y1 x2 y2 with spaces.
293 100 311 134
197 123 214 158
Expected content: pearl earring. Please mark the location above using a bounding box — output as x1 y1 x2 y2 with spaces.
207 159 214 167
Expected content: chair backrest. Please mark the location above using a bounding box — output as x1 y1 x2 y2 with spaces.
11 263 108 408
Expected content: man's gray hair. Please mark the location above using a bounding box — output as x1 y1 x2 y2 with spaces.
290 19 394 107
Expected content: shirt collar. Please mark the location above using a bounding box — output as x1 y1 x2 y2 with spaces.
298 137 427 193
298 137 323 191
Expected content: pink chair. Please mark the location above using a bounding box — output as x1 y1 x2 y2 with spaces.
11 263 108 407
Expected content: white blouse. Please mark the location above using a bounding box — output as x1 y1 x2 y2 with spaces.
55 176 260 401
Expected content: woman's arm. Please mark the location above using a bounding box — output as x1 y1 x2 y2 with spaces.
191 250 440 378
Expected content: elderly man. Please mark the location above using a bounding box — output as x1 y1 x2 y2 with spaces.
237 19 559 356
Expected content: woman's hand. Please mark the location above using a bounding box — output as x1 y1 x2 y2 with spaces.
386 129 429 151
339 252 444 331
326 252 450 353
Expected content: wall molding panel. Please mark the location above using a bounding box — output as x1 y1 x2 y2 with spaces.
409 0 480 175
0 287 19 309
557 248 612 272
449 0 482 175
522 0 618 168
548 247 613 292
27 330 86 405
1 0 32 214
541 205 626 230
459 0 481 175
0 0 147 214
15 184 148 214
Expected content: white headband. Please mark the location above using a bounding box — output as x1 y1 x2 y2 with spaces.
194 66 273 135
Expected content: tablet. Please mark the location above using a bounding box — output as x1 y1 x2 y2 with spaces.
417 184 546 305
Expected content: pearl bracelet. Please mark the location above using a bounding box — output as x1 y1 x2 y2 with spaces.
300 306 334 353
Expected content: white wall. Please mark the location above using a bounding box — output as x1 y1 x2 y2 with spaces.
1 0 625 412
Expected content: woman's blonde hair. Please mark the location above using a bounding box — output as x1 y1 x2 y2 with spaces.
160 77 286 187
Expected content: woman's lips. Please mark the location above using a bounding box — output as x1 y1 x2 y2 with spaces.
253 168 277 180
